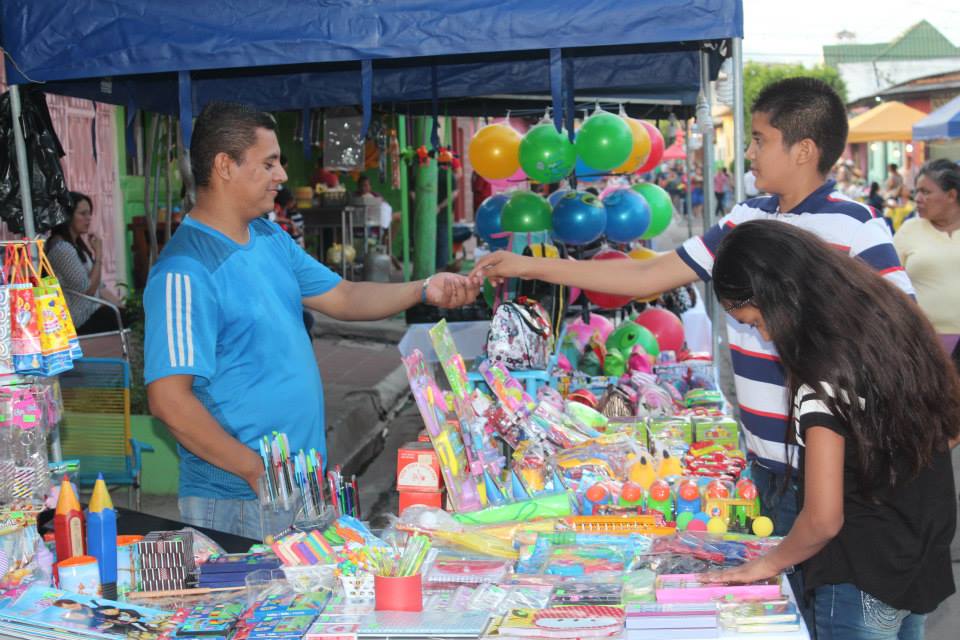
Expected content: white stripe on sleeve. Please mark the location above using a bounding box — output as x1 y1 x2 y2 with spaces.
165 273 176 367
184 274 194 367
175 273 185 366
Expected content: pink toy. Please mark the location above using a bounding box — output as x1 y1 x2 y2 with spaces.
655 573 782 603
556 353 573 372
566 314 614 349
628 345 654 374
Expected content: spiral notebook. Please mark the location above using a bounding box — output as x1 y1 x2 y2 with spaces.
357 610 491 638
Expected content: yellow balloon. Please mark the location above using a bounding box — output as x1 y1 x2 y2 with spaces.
613 117 652 174
468 124 522 180
628 246 660 302
707 516 728 535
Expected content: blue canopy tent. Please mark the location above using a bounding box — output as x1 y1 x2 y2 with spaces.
2 0 745 288
913 94 960 141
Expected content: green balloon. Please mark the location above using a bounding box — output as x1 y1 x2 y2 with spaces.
575 111 633 171
519 123 576 184
631 183 673 239
501 191 552 232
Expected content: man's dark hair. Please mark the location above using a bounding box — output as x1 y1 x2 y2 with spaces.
190 102 277 187
751 77 847 175
889 163 899 172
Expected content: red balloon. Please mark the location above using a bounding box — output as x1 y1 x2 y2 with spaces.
584 249 634 309
635 307 685 352
635 121 665 174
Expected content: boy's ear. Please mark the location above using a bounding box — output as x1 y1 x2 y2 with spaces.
793 138 820 169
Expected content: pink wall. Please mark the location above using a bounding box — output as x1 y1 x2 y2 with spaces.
1 61 120 295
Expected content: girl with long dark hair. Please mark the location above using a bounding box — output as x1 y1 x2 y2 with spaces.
707 219 959 639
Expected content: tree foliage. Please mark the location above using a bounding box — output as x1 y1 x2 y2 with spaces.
743 62 848 134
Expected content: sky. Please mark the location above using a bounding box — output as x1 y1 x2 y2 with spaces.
742 0 960 65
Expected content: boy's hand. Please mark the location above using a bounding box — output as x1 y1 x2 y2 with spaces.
469 251 533 287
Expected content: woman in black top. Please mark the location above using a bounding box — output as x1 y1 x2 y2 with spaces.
707 220 959 640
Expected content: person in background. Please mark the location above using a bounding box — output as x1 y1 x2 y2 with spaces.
706 220 958 640
713 166 730 216
867 181 885 213
311 156 340 190
884 162 904 203
46 192 126 335
743 161 759 198
272 189 303 247
894 159 960 357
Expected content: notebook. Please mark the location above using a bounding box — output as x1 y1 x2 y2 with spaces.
357 610 491 637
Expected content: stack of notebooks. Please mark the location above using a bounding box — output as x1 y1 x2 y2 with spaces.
196 553 281 589
137 530 196 592
624 599 801 639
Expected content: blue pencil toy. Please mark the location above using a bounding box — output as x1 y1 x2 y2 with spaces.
87 473 118 599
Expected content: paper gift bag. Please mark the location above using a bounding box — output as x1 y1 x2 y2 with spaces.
0 271 14 375
37 239 82 359
7 245 43 374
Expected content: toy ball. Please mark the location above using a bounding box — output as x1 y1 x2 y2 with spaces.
585 484 609 503
752 516 774 538
631 182 673 239
575 155 605 183
614 116 652 174
519 123 576 184
551 191 607 246
635 121 665 174
606 320 660 358
548 188 572 207
693 511 712 524
706 479 732 499
487 164 527 190
649 479 671 502
621 482 643 504
636 307 685 353
678 479 700 501
602 188 651 243
501 191 553 232
628 246 660 303
567 388 598 409
566 313 615 347
736 478 759 501
469 123 522 180
584 249 634 309
707 516 728 535
676 511 694 531
475 194 511 249
686 518 707 532
575 111 633 171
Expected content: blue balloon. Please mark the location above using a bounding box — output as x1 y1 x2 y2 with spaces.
548 189 571 207
475 194 510 249
602 188 651 243
575 156 605 183
551 191 607 245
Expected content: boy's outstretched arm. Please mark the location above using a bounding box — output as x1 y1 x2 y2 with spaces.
469 249 698 300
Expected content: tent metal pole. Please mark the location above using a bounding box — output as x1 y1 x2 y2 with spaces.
698 49 721 358
9 86 37 242
398 114 411 281
732 38 746 202
683 120 693 239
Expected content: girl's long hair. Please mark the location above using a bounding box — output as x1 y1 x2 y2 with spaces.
713 219 960 492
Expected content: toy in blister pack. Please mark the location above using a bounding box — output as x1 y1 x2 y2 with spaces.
693 416 740 449
646 417 694 447
478 360 535 417
655 359 717 396
550 432 642 485
549 578 624 605
0 385 49 505
517 538 629 577
428 320 472 410
684 388 725 409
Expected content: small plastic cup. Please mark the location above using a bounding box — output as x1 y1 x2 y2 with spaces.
374 573 423 611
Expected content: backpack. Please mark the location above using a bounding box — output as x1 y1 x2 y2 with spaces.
484 296 553 370
516 242 568 339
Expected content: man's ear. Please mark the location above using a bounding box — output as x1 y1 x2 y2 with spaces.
794 138 819 169
212 151 234 183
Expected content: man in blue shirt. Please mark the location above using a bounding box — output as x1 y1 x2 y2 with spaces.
144 103 478 539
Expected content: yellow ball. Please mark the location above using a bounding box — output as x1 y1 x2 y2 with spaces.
752 516 774 538
706 516 728 535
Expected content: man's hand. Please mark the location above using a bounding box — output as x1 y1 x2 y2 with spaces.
468 251 533 287
425 272 480 308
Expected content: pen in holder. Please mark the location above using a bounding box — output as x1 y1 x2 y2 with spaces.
257 475 302 542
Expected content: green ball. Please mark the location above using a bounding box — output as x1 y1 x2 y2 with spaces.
519 123 576 184
631 183 673 239
605 321 661 358
501 191 553 232
677 511 694 531
575 111 633 171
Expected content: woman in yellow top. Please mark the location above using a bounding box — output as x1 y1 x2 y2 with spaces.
894 159 960 356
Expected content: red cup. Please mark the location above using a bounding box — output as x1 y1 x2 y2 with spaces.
374 573 423 611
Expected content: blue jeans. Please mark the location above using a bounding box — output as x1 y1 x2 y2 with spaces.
816 583 926 640
179 496 296 542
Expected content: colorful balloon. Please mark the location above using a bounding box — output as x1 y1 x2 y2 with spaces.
566 312 615 347
628 246 659 303
636 307 685 353
519 123 576 184
551 191 607 245
635 121 665 174
614 117 652 174
631 183 673 239
575 111 633 171
548 189 572 207
469 123 522 180
602 188 651 243
500 191 552 232
475 194 510 249
583 249 634 309
574 156 605 183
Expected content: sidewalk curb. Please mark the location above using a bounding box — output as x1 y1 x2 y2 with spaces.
310 314 408 343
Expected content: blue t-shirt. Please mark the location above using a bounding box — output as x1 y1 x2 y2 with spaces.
144 216 341 499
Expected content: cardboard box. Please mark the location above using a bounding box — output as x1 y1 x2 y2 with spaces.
398 489 444 514
693 417 740 449
397 441 442 491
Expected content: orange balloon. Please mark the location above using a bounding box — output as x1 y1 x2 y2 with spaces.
468 124 522 180
613 117 652 174
628 246 660 303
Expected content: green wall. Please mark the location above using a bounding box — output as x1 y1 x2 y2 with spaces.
130 415 180 495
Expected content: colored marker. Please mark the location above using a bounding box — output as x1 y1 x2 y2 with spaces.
54 475 85 563
87 473 118 599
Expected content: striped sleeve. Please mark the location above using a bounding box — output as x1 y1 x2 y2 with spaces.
850 217 915 297
794 384 847 441
676 205 760 282
143 261 218 384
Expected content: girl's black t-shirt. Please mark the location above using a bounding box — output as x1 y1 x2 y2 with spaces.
794 384 956 613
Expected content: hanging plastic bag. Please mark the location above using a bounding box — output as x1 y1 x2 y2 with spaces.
37 239 81 360
0 257 14 375
7 245 43 374
0 88 71 234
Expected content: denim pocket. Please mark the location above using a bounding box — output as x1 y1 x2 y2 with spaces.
178 496 217 529
861 592 910 632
